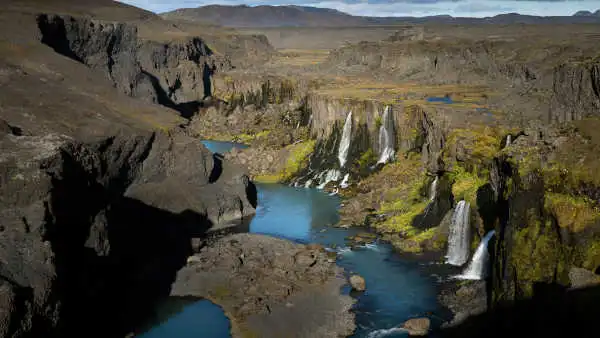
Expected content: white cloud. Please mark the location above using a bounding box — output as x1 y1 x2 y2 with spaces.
117 0 600 17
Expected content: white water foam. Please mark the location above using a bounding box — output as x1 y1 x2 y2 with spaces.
457 230 496 280
338 111 353 168
340 173 350 189
367 327 408 338
429 176 438 201
445 200 471 266
360 243 381 251
336 247 353 255
317 169 342 189
376 106 396 165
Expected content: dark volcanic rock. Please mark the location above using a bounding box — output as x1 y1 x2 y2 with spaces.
36 14 232 118
439 281 487 328
550 61 600 123
171 233 356 338
0 130 257 338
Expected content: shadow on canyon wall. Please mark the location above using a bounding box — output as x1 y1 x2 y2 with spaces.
47 179 214 338
442 282 600 338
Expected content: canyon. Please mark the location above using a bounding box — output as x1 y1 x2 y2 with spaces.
1 0 600 337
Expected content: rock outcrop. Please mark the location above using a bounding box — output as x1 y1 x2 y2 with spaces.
402 317 430 336
550 61 600 123
0 2 259 336
0 130 257 338
171 233 356 338
349 275 366 291
35 13 231 117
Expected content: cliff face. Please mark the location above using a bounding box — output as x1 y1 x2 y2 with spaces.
0 4 259 337
35 13 275 120
35 14 227 117
488 123 600 303
0 130 256 337
550 61 600 123
323 39 600 123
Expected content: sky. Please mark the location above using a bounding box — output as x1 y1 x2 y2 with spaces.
119 0 600 17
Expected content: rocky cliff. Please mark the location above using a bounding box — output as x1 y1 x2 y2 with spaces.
322 38 600 123
0 2 259 336
487 121 600 303
36 13 233 118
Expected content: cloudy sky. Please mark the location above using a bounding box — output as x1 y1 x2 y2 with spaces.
119 0 600 17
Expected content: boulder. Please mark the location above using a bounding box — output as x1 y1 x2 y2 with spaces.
402 317 431 336
349 275 366 291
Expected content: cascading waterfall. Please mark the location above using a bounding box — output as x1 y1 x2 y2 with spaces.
340 173 350 189
445 200 471 266
458 230 496 280
317 169 342 189
505 134 512 148
338 111 353 168
429 176 438 201
376 106 396 164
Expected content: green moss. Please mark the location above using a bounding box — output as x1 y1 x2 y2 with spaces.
357 148 377 173
450 167 487 205
582 240 600 271
510 215 568 297
471 234 481 252
412 227 436 243
254 140 316 183
504 146 542 179
233 130 272 144
544 193 600 233
445 126 502 170
378 201 429 234
374 116 383 130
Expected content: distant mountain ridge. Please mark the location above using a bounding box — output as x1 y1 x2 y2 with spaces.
160 5 600 27
573 10 600 17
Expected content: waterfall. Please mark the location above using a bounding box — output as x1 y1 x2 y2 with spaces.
304 179 313 188
429 176 438 201
505 134 512 148
340 173 350 189
317 169 342 189
445 200 471 266
376 106 396 164
458 230 496 280
338 111 353 168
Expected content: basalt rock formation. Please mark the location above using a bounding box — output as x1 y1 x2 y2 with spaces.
1 130 257 338
35 13 233 118
0 1 260 336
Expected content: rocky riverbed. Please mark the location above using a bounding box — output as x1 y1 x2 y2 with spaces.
171 233 355 338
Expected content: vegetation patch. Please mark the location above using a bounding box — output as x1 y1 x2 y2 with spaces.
510 215 569 297
544 193 600 233
581 239 600 271
254 140 316 183
354 148 378 176
232 130 272 144
450 167 487 205
445 126 502 173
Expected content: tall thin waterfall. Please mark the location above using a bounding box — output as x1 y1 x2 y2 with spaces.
505 134 512 148
429 176 439 201
459 230 496 280
377 106 395 164
338 111 353 168
445 200 471 266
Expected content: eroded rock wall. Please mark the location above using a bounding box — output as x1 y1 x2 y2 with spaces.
0 130 257 337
